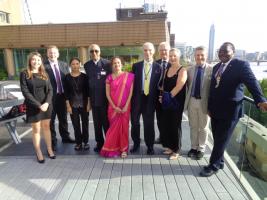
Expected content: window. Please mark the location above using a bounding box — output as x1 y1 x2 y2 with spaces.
0 11 9 23
128 10 132 17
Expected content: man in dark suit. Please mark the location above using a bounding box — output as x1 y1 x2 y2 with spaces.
155 41 171 144
84 44 111 153
44 45 75 151
130 42 162 155
200 42 267 177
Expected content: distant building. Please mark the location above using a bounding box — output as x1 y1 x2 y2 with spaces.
208 24 215 62
263 52 267 60
116 4 175 47
175 42 187 59
246 52 258 62
234 49 246 60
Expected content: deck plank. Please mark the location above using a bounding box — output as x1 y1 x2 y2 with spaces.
160 157 181 200
68 157 97 200
150 157 168 200
80 157 105 200
131 157 143 200
179 156 207 200
118 158 132 200
106 159 123 200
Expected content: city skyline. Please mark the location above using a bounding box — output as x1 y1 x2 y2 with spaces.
24 0 267 52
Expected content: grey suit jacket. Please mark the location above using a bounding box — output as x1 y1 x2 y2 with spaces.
184 63 213 114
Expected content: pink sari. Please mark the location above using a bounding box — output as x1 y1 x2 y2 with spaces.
100 72 134 157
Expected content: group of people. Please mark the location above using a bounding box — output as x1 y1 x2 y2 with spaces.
20 42 267 177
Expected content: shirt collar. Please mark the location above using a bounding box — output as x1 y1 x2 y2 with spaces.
49 60 58 66
144 60 153 65
222 59 232 67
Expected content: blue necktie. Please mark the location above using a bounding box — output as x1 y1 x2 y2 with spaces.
194 66 202 99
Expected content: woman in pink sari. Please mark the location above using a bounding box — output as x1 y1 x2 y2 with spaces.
100 57 134 158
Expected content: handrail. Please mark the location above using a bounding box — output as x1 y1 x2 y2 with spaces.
243 96 254 104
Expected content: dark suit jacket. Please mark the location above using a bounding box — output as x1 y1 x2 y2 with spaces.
20 70 53 109
156 59 171 89
44 60 70 100
208 58 266 119
84 58 111 107
131 60 162 113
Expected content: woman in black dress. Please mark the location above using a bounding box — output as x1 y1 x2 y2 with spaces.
20 52 56 163
160 48 187 160
64 58 90 151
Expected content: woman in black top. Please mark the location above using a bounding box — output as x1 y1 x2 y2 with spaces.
20 52 56 163
159 48 187 160
64 58 90 151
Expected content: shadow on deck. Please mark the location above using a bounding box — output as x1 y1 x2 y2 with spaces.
0 117 250 200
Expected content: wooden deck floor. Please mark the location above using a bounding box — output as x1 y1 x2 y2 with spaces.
0 118 250 200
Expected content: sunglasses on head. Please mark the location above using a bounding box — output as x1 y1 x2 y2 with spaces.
90 49 99 53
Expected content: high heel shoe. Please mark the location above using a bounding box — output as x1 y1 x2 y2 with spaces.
47 150 56 159
36 154 45 164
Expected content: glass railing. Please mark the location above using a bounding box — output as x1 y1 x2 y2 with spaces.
225 96 267 200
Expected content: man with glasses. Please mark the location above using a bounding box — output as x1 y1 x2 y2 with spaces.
155 42 171 144
84 44 111 153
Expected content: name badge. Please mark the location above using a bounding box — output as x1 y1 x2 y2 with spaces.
101 71 106 75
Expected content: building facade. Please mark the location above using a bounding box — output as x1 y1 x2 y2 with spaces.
0 20 170 78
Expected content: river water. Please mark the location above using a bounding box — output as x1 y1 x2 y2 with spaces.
249 62 267 80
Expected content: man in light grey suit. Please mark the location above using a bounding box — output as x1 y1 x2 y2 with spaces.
184 46 212 159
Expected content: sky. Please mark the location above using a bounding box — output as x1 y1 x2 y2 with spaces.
24 0 267 52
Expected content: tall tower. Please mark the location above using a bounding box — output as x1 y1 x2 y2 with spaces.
208 24 215 62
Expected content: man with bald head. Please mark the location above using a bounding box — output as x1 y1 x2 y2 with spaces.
130 42 162 155
84 44 111 153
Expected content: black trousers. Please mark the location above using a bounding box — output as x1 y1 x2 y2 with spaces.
131 94 155 148
155 100 162 140
70 107 89 145
160 109 182 153
209 118 239 169
50 94 70 145
91 106 109 148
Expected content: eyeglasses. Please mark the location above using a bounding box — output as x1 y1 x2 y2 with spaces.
90 49 99 53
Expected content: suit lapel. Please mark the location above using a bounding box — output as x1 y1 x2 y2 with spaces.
47 64 56 83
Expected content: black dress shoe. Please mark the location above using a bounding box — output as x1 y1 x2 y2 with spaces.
200 166 218 177
204 163 224 170
83 143 90 151
196 151 204 160
154 137 161 144
130 144 140 153
147 147 154 155
219 163 224 169
187 149 197 157
47 151 56 159
62 137 76 143
94 146 101 153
